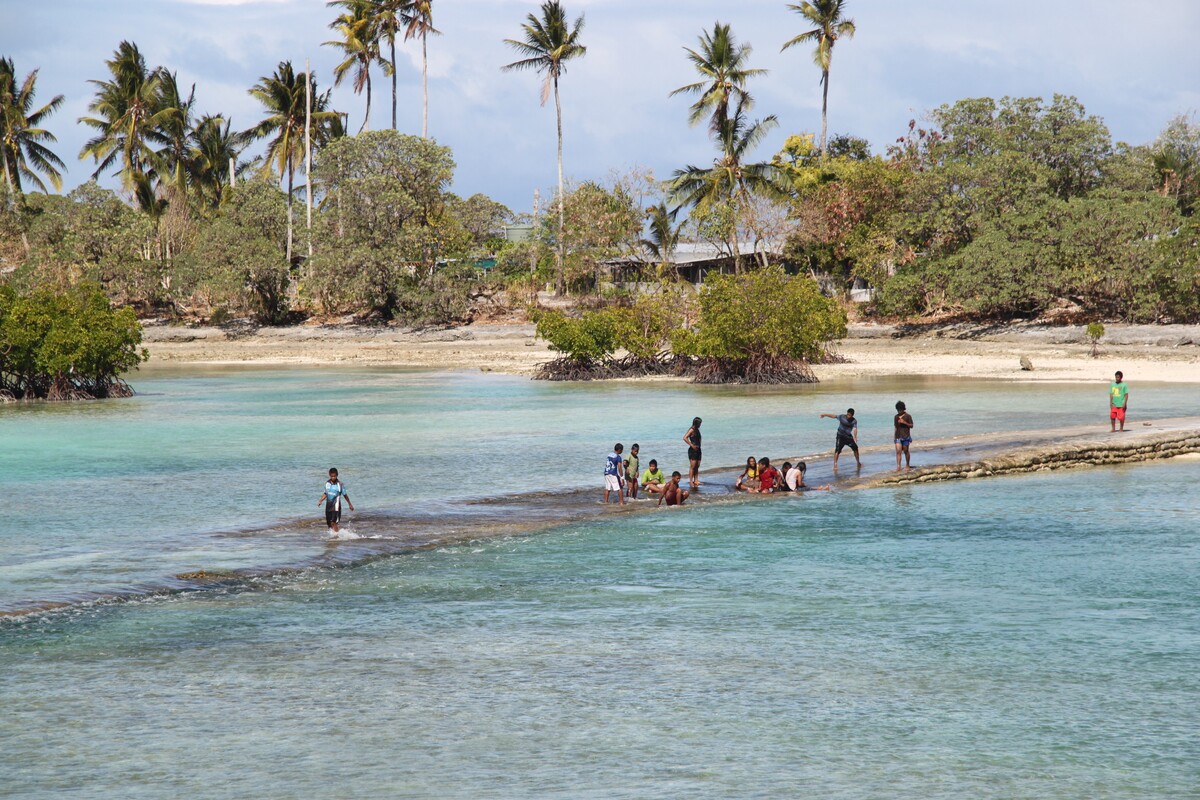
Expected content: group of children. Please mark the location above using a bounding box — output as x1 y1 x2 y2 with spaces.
602 400 920 506
605 443 691 507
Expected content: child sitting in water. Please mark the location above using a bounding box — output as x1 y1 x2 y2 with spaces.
735 456 759 491
778 462 794 491
658 471 690 507
785 461 806 491
757 458 781 494
640 459 666 494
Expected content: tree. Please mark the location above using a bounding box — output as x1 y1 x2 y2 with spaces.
781 0 856 155
0 58 66 206
670 22 766 134
149 69 196 197
78 41 171 190
401 0 438 138
246 61 341 263
641 203 683 277
187 114 251 211
357 0 403 130
502 0 587 296
325 0 388 133
670 99 784 272
1150 113 1200 216
673 265 846 383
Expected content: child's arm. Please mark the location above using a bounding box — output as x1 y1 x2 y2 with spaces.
317 492 328 507
344 491 354 512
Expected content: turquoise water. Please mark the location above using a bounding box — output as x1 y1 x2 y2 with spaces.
2 369 1199 797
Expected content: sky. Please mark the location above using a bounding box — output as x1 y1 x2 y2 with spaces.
3 0 1199 212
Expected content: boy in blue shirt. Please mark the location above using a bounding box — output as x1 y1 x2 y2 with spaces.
604 443 626 505
318 467 354 533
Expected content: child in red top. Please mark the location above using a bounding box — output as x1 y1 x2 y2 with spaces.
757 458 781 493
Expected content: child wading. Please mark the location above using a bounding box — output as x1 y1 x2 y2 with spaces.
894 401 914 469
318 468 354 534
820 408 862 470
624 443 641 499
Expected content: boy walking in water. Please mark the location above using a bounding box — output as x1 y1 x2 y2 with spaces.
683 417 703 490
317 467 354 534
1110 371 1129 432
820 408 862 470
894 401 914 469
604 443 626 505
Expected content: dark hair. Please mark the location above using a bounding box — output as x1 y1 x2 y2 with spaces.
847 408 855 415
1115 371 1123 379
648 459 657 467
798 461 806 473
758 457 770 467
671 471 682 478
895 401 906 411
782 462 792 472
631 443 639 450
328 467 338 476
692 417 702 426
614 443 623 452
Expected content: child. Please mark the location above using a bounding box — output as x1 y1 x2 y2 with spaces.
735 456 759 491
604 443 626 505
317 467 354 533
683 417 702 490
894 400 914 469
757 458 781 494
658 471 690 507
1110 371 1129 432
778 462 794 491
820 408 862 469
624 443 641 499
640 459 666 494
785 461 807 491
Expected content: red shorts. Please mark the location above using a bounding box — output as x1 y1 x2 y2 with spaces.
1110 405 1126 421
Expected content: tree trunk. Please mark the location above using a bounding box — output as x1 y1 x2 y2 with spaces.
3 157 30 256
390 36 398 130
421 31 429 138
286 162 294 265
820 68 829 155
361 69 372 133
554 74 566 296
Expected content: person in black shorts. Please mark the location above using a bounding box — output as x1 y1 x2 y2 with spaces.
820 408 862 470
317 467 355 533
683 416 702 490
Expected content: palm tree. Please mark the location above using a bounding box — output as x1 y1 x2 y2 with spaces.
325 0 388 133
781 0 856 155
401 0 438 138
502 0 586 296
188 114 251 210
0 58 66 207
246 61 341 262
150 70 197 196
670 100 784 273
670 23 766 135
641 203 682 278
79 41 172 189
355 0 404 129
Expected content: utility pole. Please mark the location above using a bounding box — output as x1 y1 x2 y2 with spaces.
305 59 314 259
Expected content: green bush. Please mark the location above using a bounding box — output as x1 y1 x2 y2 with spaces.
0 283 147 399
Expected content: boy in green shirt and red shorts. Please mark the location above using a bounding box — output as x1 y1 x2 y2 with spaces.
1110 371 1129 432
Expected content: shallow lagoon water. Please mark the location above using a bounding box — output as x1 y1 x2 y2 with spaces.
2 368 1199 797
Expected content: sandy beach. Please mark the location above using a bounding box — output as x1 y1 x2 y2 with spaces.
142 319 1200 383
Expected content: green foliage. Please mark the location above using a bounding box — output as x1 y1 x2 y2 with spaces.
1086 322 1105 341
176 180 291 323
532 307 618 365
674 266 846 362
0 282 146 399
610 289 690 360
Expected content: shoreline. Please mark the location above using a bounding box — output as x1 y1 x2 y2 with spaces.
140 320 1200 384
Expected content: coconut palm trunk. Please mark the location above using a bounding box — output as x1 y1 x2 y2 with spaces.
286 158 294 263
361 71 372 132
820 68 829 153
390 38 398 130
422 32 429 138
553 73 566 295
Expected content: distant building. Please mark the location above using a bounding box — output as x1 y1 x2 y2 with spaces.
602 241 786 286
502 224 534 244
